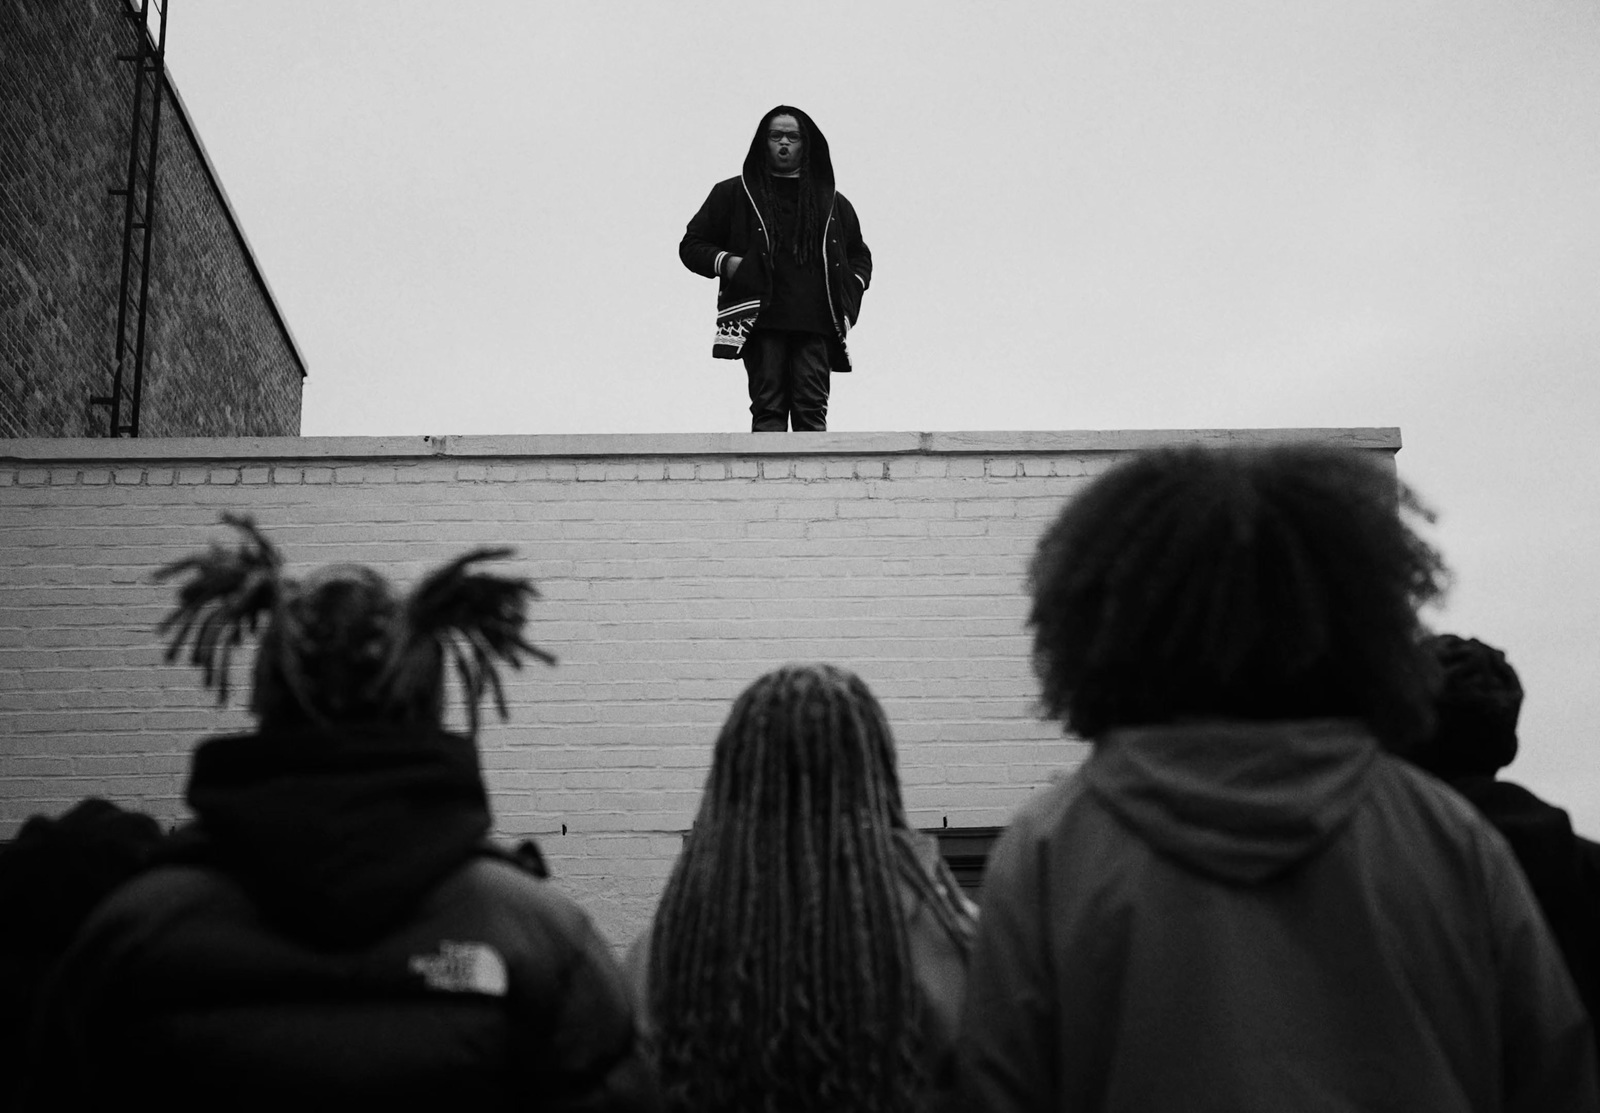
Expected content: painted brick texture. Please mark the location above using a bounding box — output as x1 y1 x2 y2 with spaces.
0 429 1399 945
0 0 304 438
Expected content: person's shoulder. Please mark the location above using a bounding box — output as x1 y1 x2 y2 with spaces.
455 855 582 913
689 176 746 217
52 863 247 979
450 855 608 955
1368 754 1539 890
981 771 1096 881
1370 754 1512 849
1374 752 1494 830
88 862 242 930
447 858 641 1040
1008 768 1096 839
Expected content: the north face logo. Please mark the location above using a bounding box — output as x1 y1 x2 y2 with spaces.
408 941 509 996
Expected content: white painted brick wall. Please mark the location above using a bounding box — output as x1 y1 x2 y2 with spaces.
0 428 1399 945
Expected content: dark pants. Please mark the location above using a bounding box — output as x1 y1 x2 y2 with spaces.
742 329 831 432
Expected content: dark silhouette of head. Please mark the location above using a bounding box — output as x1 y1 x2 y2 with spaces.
1411 634 1523 777
1027 444 1447 750
156 515 553 736
647 663 967 1113
0 798 162 953
0 798 163 1059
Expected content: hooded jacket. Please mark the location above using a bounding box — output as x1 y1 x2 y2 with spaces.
680 106 872 373
0 798 162 1113
27 726 658 1112
1445 775 1600 1062
956 720 1598 1113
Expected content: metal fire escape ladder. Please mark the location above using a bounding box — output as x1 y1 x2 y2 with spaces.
92 0 169 437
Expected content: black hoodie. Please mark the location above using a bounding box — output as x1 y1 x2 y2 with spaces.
1447 774 1600 1055
27 726 659 1112
680 105 872 372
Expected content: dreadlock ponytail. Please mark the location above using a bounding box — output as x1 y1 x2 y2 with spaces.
390 547 556 736
157 518 554 735
155 513 287 706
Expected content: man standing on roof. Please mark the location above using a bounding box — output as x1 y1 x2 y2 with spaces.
680 106 872 432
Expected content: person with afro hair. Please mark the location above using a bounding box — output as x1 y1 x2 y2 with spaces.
955 443 1597 1112
25 516 658 1112
1411 633 1600 1062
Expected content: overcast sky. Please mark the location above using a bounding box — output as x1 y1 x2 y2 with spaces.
164 1 1600 832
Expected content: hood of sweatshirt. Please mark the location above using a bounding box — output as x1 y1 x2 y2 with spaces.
1085 719 1381 884
742 104 836 195
174 724 491 947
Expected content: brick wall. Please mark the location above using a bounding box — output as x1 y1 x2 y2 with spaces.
0 428 1399 944
0 0 305 438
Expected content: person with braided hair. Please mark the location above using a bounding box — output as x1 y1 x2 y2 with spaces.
681 105 872 431
955 444 1599 1112
624 663 975 1113
25 516 659 1112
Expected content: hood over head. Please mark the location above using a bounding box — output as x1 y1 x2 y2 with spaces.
175 724 492 947
1086 719 1380 884
743 105 835 193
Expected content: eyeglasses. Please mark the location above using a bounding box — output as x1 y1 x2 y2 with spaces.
766 130 803 144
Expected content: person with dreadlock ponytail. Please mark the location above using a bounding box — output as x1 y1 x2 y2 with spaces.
681 106 872 431
24 515 660 1112
954 444 1598 1113
625 663 976 1113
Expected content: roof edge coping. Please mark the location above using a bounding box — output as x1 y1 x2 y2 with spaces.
0 428 1402 464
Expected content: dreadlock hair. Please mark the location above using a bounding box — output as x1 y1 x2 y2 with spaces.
155 514 554 736
647 664 970 1113
757 107 824 268
1027 444 1448 752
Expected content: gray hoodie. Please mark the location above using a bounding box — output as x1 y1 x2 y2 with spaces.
956 718 1598 1113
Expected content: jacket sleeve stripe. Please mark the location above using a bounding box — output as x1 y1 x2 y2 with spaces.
716 299 762 321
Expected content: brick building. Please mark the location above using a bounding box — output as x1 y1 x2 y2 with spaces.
0 427 1399 945
1 0 305 438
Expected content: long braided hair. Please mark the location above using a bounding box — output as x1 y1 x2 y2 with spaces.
154 513 554 735
756 109 824 267
648 664 970 1113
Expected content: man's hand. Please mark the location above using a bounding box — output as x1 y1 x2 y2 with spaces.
722 255 743 279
